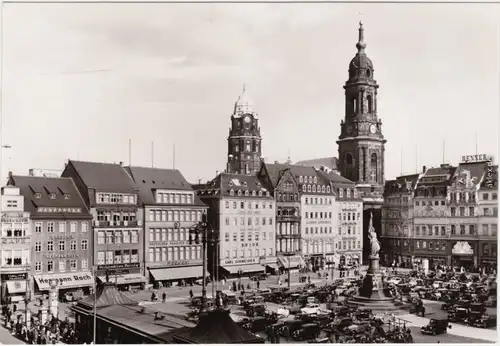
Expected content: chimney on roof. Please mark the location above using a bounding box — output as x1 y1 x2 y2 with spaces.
216 170 219 176
274 160 279 164
422 166 427 173
119 161 124 166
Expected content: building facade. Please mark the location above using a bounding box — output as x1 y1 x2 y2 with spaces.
196 173 276 278
477 162 497 270
258 163 303 273
125 167 208 287
380 174 420 267
9 175 94 296
319 168 364 267
336 22 386 262
0 184 31 303
226 87 262 175
62 160 145 289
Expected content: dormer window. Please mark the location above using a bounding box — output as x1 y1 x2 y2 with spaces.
302 184 306 192
35 193 42 199
49 193 56 199
252 191 256 196
64 194 70 199
244 190 249 196
313 177 317 184
299 176 303 183
326 186 331 193
238 190 242 196
312 185 317 193
353 189 358 198
307 185 312 193
229 181 233 187
230 189 234 196
243 181 248 187
321 186 326 193
339 189 344 197
347 188 351 197
266 191 270 197
308 177 313 184
258 191 263 196
256 182 261 187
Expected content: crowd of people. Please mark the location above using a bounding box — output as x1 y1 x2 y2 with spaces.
1 302 77 344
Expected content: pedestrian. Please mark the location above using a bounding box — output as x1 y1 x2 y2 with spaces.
13 303 17 314
257 280 260 289
162 292 166 303
189 289 194 300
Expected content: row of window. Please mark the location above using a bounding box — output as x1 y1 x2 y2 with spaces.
228 190 271 197
337 240 361 250
224 248 274 258
276 193 299 202
155 192 194 205
96 193 136 205
481 207 498 216
35 259 88 273
304 197 333 205
1 228 28 238
341 212 361 221
2 250 29 266
224 232 274 242
449 192 476 202
481 224 498 236
148 228 193 242
386 197 410 205
224 217 273 227
96 249 139 265
225 200 273 210
97 230 139 244
35 240 88 252
96 211 137 222
148 246 202 262
305 226 334 235
450 207 476 217
338 188 358 198
415 200 446 207
415 240 446 251
305 211 333 219
34 221 88 233
481 192 498 201
148 209 202 223
302 184 330 194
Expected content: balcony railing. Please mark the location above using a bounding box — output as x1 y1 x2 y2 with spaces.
94 220 141 227
277 233 301 239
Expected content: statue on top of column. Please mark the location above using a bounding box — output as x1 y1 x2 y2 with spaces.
368 212 380 258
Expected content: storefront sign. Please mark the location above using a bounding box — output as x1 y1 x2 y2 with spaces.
1 273 27 281
97 263 140 270
461 154 492 163
45 253 79 259
167 241 188 246
452 241 473 255
49 235 74 240
34 272 94 291
1 214 28 223
165 260 190 267
222 258 258 266
2 237 29 245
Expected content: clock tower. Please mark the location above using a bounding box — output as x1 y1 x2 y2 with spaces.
337 22 387 262
227 86 262 175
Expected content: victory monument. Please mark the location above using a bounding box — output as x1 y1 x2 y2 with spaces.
347 213 403 311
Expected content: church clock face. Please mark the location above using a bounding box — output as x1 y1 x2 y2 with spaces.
370 124 377 134
244 115 251 123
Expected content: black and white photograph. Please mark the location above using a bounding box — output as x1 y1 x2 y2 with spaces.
0 1 497 344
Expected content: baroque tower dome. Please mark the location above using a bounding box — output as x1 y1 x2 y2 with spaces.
348 21 375 83
232 85 258 119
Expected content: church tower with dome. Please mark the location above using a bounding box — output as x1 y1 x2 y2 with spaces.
226 86 262 175
337 22 387 261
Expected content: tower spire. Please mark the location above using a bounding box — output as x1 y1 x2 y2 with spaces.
356 21 367 53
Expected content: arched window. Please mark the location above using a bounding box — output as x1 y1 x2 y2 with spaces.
346 153 353 168
370 153 378 182
307 185 312 193
367 94 373 113
353 97 357 113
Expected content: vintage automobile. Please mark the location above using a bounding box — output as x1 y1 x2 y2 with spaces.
292 323 321 341
301 303 322 315
248 316 269 333
282 319 306 337
245 303 266 317
448 307 469 323
471 313 497 328
354 309 373 322
329 317 354 333
250 273 268 281
421 318 451 336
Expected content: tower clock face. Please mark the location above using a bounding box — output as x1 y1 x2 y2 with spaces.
370 124 377 134
244 116 251 123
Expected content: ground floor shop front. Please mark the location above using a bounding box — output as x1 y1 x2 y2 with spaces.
149 263 209 287
1 272 29 304
218 257 276 278
33 271 95 297
96 263 146 291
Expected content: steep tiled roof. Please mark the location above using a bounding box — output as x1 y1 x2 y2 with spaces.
317 167 355 186
79 283 138 309
418 164 457 186
125 166 206 206
384 173 420 196
8 175 92 220
173 308 263 344
451 162 489 189
262 162 331 188
64 160 137 193
198 173 271 199
295 157 339 170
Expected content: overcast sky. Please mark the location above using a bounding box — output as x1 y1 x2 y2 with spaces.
1 3 498 183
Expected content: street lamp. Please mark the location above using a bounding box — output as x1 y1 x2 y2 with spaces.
189 213 219 311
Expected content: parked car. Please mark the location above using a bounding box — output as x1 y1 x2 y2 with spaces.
301 303 322 315
421 318 451 336
292 323 321 341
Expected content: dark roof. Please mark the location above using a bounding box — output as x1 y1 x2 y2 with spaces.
8 175 91 219
198 173 272 199
418 164 457 187
480 165 498 189
64 160 137 193
451 162 489 189
78 283 138 309
262 162 332 189
173 308 263 344
383 174 420 196
295 156 339 170
124 166 206 207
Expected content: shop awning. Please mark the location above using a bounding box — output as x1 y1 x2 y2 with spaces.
34 272 94 291
149 267 208 281
98 273 146 285
278 255 304 269
265 263 279 270
6 280 27 294
222 264 264 274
